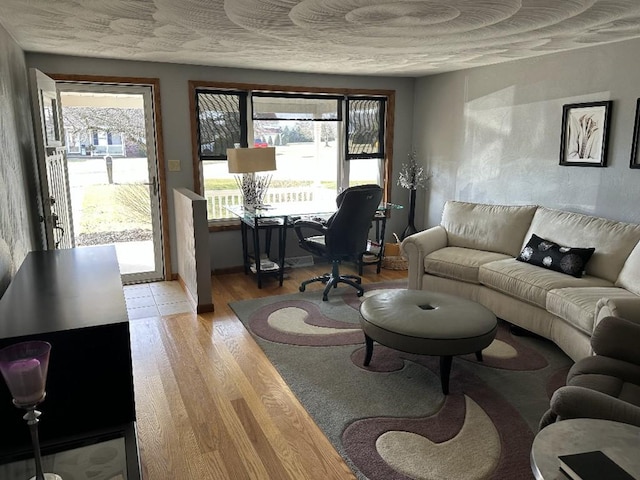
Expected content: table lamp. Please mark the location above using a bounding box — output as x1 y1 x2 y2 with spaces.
227 147 276 210
0 340 62 480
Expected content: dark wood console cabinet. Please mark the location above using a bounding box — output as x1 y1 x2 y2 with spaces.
0 246 136 459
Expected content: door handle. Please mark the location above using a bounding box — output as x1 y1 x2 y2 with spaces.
54 225 65 248
150 176 157 196
133 176 158 195
51 212 64 248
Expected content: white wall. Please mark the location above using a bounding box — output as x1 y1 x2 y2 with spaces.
0 24 39 284
413 37 640 229
173 188 212 311
25 53 416 271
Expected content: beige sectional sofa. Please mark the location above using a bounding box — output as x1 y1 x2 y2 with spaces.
401 201 640 361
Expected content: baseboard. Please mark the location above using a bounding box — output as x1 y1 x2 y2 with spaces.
176 274 197 312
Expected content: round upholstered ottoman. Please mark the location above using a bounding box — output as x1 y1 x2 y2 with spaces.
359 290 497 394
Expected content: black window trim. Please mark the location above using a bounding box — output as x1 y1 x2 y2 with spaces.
345 95 387 161
251 91 344 122
195 88 249 161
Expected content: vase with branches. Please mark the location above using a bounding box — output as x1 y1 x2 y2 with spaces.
397 149 430 240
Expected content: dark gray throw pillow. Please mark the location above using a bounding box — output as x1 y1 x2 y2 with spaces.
516 234 595 278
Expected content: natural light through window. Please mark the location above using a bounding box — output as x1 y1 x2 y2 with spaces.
193 85 390 222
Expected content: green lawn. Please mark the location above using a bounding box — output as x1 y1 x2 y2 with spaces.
79 184 151 233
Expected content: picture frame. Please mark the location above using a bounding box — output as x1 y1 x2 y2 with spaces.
630 98 640 169
559 100 612 167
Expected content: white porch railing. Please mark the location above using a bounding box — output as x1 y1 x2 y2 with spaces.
206 187 335 219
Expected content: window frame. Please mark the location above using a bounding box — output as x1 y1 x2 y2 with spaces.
189 81 395 229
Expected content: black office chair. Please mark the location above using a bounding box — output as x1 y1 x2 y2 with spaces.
294 185 383 301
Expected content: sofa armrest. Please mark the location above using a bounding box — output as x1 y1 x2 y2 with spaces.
400 226 448 290
590 316 640 365
549 385 640 428
595 297 640 330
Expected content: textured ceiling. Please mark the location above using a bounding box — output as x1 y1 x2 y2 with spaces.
1 0 640 77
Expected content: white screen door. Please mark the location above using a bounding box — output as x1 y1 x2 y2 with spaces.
29 69 74 250
54 81 165 283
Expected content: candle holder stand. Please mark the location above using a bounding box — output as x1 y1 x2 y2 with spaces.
0 341 62 480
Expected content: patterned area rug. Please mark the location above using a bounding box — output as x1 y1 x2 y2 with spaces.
229 282 573 480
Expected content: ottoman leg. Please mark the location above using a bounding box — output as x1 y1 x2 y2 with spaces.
475 350 483 362
439 355 453 395
363 334 374 366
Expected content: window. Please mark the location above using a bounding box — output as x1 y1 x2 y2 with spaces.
346 97 385 159
196 90 248 158
190 82 394 223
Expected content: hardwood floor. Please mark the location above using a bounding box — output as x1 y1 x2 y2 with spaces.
130 263 408 479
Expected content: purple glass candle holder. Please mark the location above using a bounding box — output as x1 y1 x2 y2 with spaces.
0 341 62 480
0 341 51 407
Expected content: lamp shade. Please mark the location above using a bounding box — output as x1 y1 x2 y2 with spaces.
0 341 51 406
227 147 276 174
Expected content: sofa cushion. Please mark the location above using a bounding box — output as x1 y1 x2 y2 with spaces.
616 240 640 296
517 234 595 278
523 207 640 283
479 259 613 308
547 287 637 335
441 201 537 257
424 247 511 284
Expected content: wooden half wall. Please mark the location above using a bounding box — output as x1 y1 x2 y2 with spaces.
173 188 213 313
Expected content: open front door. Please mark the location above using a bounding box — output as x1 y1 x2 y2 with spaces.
55 81 166 284
29 68 74 249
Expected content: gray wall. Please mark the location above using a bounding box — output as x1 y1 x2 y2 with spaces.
413 37 640 229
0 24 39 288
25 53 416 271
22 36 640 274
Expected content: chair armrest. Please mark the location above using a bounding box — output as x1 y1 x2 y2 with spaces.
590 316 640 364
549 385 640 428
400 226 448 290
293 220 327 243
595 297 640 329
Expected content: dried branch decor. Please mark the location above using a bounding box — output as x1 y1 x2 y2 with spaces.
397 150 430 190
235 173 272 208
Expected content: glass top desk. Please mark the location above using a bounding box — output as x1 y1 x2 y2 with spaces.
225 202 402 288
0 423 140 480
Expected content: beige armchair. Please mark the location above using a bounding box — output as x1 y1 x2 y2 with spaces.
539 315 640 430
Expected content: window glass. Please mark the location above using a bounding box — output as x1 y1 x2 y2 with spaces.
347 97 385 159
195 89 389 222
202 160 239 220
254 119 338 207
348 158 382 188
252 93 341 121
197 91 247 159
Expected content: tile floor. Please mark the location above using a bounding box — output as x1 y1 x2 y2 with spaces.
123 281 193 320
